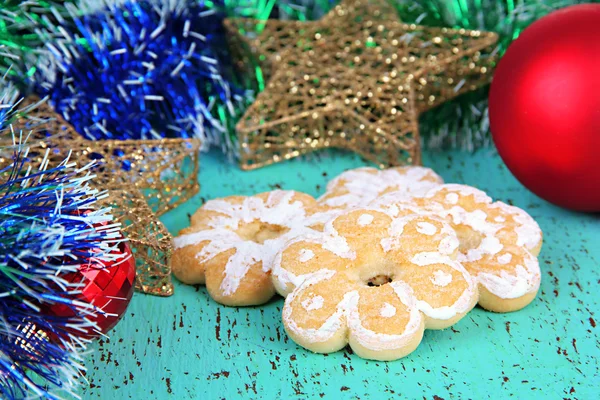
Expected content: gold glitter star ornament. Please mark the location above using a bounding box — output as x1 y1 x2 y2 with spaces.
225 0 499 170
5 99 201 296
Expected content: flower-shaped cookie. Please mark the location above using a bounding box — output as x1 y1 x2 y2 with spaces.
171 190 320 306
318 166 443 209
273 208 478 360
372 184 543 312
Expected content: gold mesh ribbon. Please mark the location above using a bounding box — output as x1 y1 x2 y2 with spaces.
225 0 499 170
2 98 201 296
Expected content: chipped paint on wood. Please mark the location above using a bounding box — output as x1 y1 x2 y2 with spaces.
82 150 600 399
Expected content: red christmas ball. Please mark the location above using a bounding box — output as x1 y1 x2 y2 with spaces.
49 239 136 338
489 4 600 212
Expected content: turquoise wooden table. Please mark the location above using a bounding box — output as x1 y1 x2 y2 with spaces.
82 149 599 399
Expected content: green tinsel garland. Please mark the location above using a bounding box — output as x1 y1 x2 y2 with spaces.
0 1 80 88
219 0 333 20
0 11 38 83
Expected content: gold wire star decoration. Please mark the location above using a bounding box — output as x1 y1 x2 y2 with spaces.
3 98 201 296
225 0 499 170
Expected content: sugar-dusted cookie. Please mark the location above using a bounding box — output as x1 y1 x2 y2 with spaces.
372 184 543 312
273 208 478 360
171 190 321 306
318 166 443 209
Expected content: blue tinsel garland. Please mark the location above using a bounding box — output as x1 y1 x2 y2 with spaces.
0 93 123 399
37 0 249 154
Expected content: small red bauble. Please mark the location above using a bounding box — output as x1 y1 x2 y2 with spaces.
49 239 136 338
489 4 600 212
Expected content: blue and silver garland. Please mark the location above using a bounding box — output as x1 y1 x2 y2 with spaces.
0 91 123 399
37 0 251 154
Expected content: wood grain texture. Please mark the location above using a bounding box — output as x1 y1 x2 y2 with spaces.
82 149 600 400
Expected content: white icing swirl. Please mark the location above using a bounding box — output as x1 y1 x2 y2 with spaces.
298 249 315 262
319 167 443 209
357 213 374 226
420 185 543 300
380 302 397 317
302 295 324 311
431 270 453 287
283 270 346 343
416 221 437 235
174 191 317 296
346 282 423 352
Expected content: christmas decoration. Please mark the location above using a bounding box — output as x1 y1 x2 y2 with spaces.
394 0 598 149
225 0 498 170
0 1 81 86
36 0 251 156
13 98 201 295
0 96 123 399
489 4 600 212
220 0 335 20
223 0 594 151
0 9 39 82
45 231 136 338
5 0 595 152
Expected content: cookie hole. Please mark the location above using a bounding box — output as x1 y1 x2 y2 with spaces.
454 223 483 252
366 274 393 287
235 220 290 244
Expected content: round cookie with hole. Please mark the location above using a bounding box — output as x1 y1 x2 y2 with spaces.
371 184 543 312
171 190 323 306
273 208 478 360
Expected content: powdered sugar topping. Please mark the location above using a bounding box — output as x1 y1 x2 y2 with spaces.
319 167 443 209
380 302 397 318
174 191 316 296
302 295 324 311
445 193 459 204
497 253 512 265
357 213 374 226
298 249 315 262
416 221 437 235
431 270 453 287
423 184 542 300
